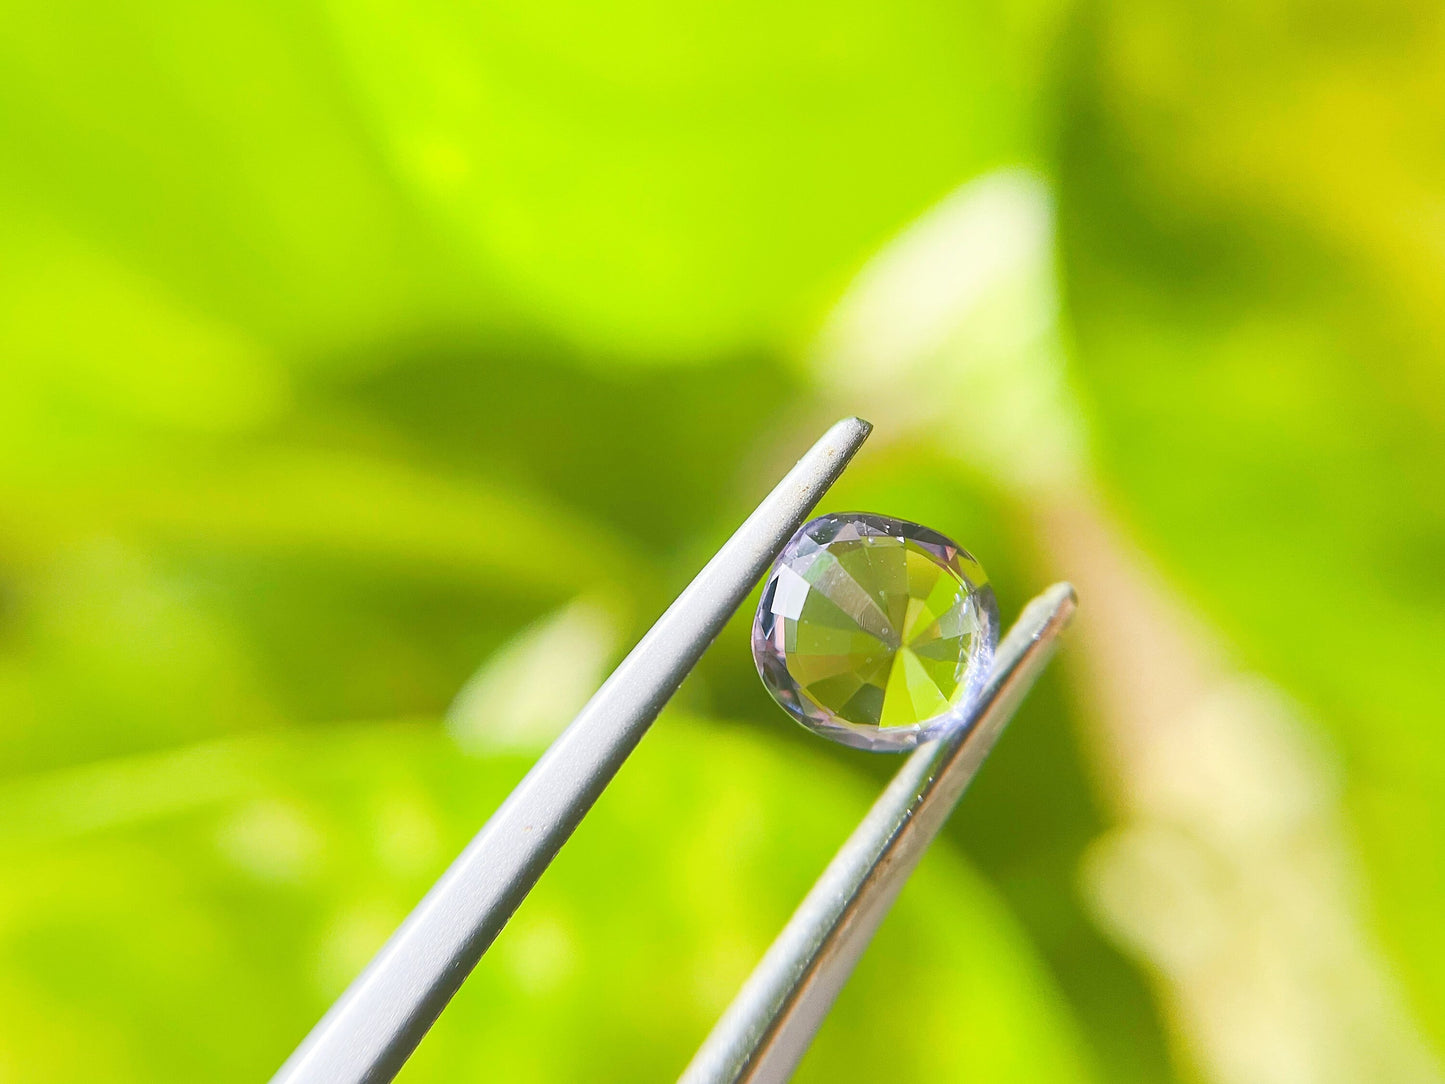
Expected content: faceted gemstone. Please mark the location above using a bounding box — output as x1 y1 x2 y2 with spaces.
752 512 998 751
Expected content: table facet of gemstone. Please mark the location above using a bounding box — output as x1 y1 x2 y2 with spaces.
752 513 998 751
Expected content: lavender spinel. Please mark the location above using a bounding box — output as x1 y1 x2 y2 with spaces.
752 513 998 751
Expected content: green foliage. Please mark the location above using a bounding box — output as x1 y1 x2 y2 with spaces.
1058 0 1445 1038
1 0 1440 1080
0 719 1093 1083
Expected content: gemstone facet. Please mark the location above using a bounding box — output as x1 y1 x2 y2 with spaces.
752 513 998 751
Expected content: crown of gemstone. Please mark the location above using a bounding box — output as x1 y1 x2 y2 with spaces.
752 512 998 751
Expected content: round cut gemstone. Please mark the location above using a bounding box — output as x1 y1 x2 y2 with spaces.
752 512 998 751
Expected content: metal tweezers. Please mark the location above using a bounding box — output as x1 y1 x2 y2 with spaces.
272 418 1076 1084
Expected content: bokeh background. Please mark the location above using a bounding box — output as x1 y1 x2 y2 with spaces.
2 1 1443 1081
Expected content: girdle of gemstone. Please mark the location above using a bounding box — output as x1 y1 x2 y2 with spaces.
752 513 998 751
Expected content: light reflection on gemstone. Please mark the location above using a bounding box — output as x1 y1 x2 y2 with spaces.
752 512 998 751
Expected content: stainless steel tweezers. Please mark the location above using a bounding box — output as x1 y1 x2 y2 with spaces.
272 417 1076 1084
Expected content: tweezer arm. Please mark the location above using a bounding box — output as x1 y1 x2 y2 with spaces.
680 582 1078 1084
271 417 873 1084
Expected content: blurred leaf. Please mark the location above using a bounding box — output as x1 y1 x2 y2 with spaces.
0 0 480 358
0 715 1097 1083
3 446 636 586
1059 0 1445 1044
0 217 288 452
0 443 643 774
323 0 1061 359
334 338 808 556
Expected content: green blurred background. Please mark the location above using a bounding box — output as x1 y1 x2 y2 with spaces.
2 0 1443 1081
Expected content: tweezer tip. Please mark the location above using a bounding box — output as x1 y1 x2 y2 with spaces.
820 416 873 448
1034 582 1079 627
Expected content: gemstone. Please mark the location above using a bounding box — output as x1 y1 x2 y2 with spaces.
752 512 998 751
